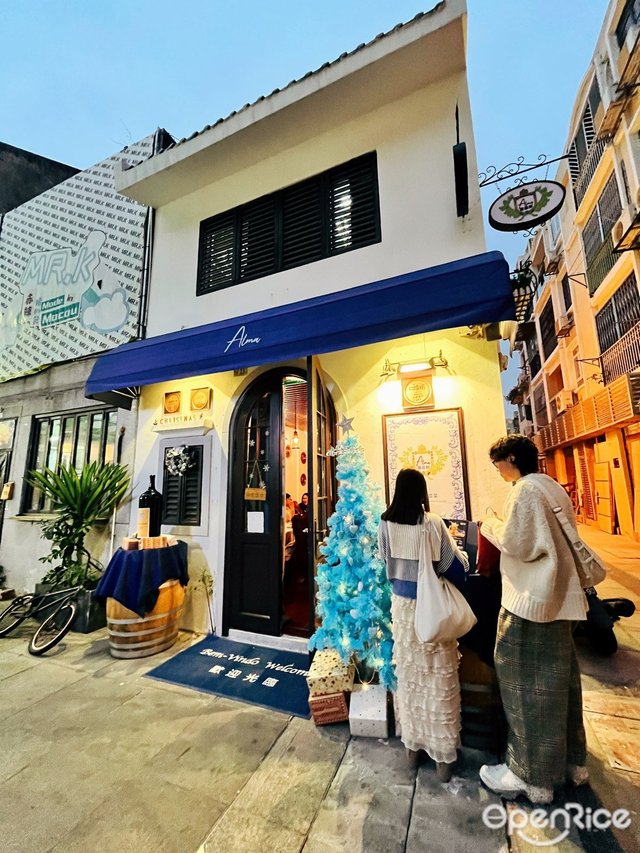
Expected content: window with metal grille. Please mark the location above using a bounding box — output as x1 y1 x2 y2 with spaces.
162 444 204 526
539 299 557 361
196 153 381 294
595 271 640 352
582 174 622 265
562 274 573 311
616 0 640 48
22 408 118 513
568 90 598 184
533 385 548 427
526 336 541 378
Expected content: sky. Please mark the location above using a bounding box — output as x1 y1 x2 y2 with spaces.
0 0 609 410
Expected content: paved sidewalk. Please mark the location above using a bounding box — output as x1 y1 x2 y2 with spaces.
0 525 637 852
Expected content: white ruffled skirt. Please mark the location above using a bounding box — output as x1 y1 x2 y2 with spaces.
391 594 461 764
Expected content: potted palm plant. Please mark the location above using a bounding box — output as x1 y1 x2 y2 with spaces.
27 461 130 632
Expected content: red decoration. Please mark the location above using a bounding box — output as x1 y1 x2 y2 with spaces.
300 451 307 464
300 473 307 486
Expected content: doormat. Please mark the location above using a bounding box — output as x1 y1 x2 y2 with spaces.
145 635 311 718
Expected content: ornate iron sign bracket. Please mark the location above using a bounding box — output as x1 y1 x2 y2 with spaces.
479 154 569 188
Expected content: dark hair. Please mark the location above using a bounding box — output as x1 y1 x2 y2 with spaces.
381 468 430 525
489 434 539 475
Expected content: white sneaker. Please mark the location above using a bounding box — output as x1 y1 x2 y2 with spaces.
567 764 589 786
480 763 553 804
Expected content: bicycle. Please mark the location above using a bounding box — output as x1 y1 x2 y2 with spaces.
0 584 83 655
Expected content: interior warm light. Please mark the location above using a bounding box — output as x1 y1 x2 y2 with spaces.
291 397 300 450
377 379 402 410
398 362 431 374
381 350 450 377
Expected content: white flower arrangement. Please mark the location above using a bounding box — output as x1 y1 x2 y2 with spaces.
165 445 194 477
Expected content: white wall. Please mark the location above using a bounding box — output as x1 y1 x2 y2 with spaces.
146 73 484 337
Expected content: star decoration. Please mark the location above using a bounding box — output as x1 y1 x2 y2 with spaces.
249 439 255 447
336 415 354 434
263 464 270 472
259 480 266 488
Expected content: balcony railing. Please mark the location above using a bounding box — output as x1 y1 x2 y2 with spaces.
536 372 640 451
574 137 610 208
601 320 640 383
586 233 617 295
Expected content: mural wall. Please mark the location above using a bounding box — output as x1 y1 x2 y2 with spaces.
0 136 153 382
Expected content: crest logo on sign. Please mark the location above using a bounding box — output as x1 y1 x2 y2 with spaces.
488 180 566 232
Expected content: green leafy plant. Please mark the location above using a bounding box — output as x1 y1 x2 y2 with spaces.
27 462 130 588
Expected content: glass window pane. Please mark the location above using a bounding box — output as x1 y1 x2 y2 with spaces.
74 416 89 469
104 411 118 463
59 418 75 468
88 413 104 462
46 418 61 470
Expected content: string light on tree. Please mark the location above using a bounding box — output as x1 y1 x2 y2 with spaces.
309 420 395 689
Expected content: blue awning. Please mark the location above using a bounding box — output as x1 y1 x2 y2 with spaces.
86 251 514 408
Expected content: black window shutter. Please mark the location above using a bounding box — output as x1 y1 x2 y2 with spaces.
161 445 204 526
239 196 277 282
328 154 379 253
196 151 380 293
197 212 236 295
180 446 203 525
162 450 182 525
282 177 323 268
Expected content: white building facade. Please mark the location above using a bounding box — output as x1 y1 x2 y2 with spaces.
88 2 516 644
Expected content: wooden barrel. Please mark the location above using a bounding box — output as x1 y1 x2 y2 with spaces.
106 580 185 659
459 646 507 753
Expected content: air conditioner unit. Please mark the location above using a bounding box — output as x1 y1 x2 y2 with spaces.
553 390 573 414
555 311 575 338
612 203 636 244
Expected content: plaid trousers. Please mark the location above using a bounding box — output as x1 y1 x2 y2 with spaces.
495 607 587 787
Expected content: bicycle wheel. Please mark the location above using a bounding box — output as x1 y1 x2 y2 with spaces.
0 595 34 637
28 601 77 656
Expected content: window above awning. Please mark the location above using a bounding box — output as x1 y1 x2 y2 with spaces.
86 251 514 408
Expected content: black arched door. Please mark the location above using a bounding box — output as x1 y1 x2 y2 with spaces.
226 373 284 635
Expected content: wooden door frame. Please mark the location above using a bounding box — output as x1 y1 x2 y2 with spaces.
222 367 305 636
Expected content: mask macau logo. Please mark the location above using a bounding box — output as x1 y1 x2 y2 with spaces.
482 803 631 846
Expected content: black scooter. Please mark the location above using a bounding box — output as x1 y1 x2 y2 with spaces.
575 588 636 656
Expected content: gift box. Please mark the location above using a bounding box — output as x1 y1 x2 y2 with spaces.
349 684 389 738
306 649 355 697
121 537 139 551
139 535 168 549
309 691 349 726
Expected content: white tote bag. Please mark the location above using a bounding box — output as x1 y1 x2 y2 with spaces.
414 520 477 643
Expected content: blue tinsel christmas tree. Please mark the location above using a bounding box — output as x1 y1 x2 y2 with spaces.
309 429 396 690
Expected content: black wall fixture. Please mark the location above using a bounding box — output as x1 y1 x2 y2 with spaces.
453 142 469 218
453 104 469 218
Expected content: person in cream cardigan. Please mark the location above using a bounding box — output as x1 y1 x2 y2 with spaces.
478 434 589 805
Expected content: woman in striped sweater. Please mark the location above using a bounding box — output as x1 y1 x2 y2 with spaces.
378 468 469 781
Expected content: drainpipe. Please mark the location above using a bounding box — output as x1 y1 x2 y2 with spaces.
136 127 167 340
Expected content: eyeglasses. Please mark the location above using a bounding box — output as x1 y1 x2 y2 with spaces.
491 459 502 467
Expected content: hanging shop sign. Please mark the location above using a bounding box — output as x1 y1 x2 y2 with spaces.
245 487 267 501
488 180 565 232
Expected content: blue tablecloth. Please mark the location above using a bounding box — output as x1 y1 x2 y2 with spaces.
94 541 189 617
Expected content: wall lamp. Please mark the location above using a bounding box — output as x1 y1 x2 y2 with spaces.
380 351 450 378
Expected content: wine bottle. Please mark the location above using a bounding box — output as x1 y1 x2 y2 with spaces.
138 475 163 537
